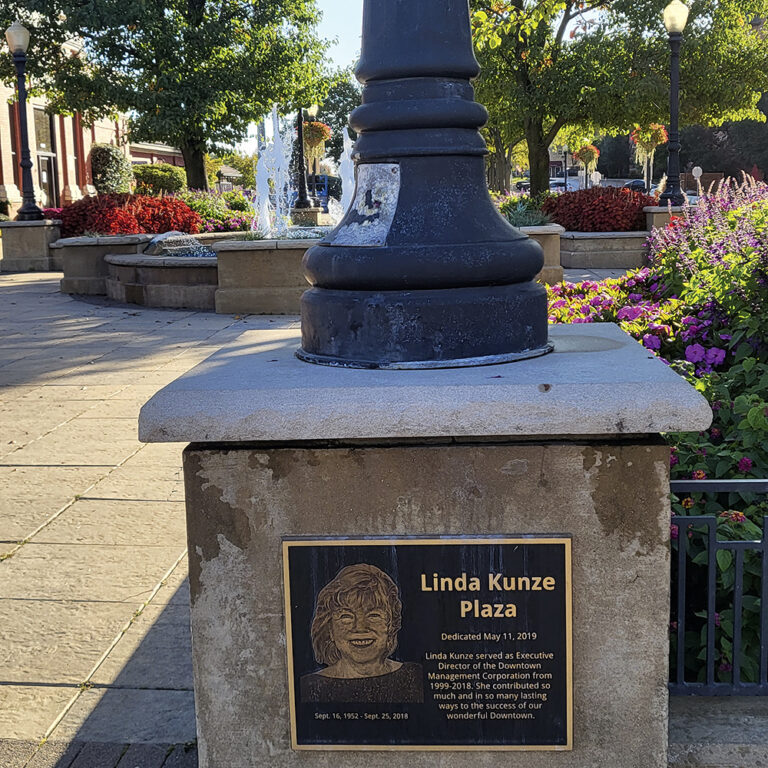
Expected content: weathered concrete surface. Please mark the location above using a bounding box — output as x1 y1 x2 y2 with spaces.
0 221 61 272
139 324 712 444
183 440 671 768
669 697 768 767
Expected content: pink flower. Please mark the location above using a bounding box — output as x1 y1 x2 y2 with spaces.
692 469 707 480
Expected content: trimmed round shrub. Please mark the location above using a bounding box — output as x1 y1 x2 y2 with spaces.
59 194 201 237
90 144 133 194
133 163 187 195
541 186 655 232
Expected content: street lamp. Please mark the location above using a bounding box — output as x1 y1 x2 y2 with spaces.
293 108 313 211
305 104 321 206
659 0 690 207
5 21 44 221
298 0 550 369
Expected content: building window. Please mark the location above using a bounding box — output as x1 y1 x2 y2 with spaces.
34 108 54 152
8 104 20 188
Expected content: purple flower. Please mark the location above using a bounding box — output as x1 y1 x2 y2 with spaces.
685 344 707 363
629 293 643 303
705 347 726 367
642 334 661 350
617 306 644 321
738 457 753 473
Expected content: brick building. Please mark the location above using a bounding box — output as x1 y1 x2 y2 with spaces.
0 83 184 218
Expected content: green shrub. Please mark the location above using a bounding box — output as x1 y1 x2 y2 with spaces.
502 202 552 228
133 163 187 195
90 144 133 194
222 189 250 212
176 190 230 219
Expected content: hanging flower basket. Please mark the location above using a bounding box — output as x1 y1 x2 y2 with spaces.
631 124 669 155
573 144 601 169
303 121 332 163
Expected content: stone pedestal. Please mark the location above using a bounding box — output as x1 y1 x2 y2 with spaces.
140 324 711 768
291 208 333 227
645 206 684 232
0 220 61 272
522 224 565 285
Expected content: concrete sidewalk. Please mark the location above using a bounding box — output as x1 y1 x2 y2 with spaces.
0 273 301 767
2 272 767 768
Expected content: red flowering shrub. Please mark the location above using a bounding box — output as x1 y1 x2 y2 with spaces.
59 194 201 237
94 208 141 235
541 187 656 232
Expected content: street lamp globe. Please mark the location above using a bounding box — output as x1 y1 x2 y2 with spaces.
5 21 30 54
306 104 319 119
663 0 690 35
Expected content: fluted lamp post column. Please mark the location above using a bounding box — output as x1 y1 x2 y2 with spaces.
659 0 689 207
5 21 44 222
298 0 551 369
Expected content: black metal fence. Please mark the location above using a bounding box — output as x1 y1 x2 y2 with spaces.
669 479 768 696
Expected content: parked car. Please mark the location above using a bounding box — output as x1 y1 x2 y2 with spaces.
549 178 580 193
623 179 647 193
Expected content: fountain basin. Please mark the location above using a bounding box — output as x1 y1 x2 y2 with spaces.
105 253 219 310
213 238 319 315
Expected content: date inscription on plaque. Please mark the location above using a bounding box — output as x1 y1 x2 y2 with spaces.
283 537 572 751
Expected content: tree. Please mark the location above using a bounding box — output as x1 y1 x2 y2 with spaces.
472 0 768 196
317 69 362 163
2 0 329 189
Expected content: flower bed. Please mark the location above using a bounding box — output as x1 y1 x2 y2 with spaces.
175 190 254 232
548 178 768 684
542 186 656 232
59 194 201 237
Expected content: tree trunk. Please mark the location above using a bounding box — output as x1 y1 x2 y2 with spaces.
181 143 209 191
525 121 551 198
486 128 512 193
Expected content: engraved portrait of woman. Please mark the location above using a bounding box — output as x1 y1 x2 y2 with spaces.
300 563 424 703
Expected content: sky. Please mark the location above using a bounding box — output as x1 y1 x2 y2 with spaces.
317 0 364 69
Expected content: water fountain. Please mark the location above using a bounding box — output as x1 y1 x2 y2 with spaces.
249 108 354 239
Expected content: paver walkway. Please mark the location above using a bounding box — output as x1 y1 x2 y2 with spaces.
6 271 765 768
0 272 301 768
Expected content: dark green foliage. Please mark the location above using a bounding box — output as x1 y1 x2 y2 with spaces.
1 0 330 190
318 70 362 163
90 144 133 194
133 163 187 195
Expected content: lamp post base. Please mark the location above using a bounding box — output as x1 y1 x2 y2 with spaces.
299 281 552 369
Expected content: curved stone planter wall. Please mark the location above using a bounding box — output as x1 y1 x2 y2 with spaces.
560 231 650 270
213 239 317 315
56 231 244 296
105 254 218 310
56 235 154 295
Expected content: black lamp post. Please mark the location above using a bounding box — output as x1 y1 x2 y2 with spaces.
298 0 550 369
659 0 689 207
5 21 44 222
293 109 313 211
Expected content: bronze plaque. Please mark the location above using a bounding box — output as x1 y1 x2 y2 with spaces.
283 537 572 751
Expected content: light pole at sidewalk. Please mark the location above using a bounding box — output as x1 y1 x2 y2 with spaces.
5 21 44 221
298 0 550 369
659 0 689 207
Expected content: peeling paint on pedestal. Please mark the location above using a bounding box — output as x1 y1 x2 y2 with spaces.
327 164 401 247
